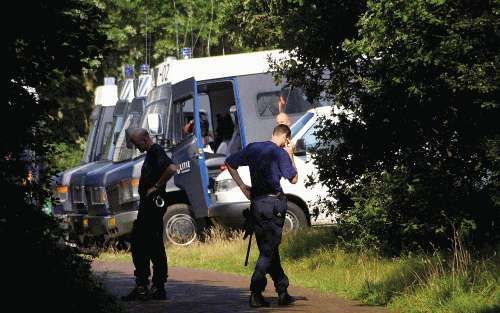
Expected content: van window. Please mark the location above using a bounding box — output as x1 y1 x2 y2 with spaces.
82 107 102 163
302 118 338 151
302 121 319 149
97 122 113 160
256 88 313 119
291 112 314 139
256 92 280 117
112 113 142 162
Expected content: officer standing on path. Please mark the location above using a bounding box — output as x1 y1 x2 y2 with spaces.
122 128 178 301
225 124 298 307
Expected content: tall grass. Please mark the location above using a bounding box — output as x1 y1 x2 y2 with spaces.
99 226 500 313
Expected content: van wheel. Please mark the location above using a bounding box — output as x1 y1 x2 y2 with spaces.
284 201 308 233
163 204 198 246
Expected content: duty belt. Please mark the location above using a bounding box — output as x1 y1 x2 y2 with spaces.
265 192 286 200
252 192 286 201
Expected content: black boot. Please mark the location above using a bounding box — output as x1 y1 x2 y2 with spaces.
278 291 296 306
149 284 167 300
249 292 270 308
122 285 149 301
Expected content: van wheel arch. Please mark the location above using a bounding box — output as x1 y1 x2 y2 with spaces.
285 194 311 227
163 190 210 244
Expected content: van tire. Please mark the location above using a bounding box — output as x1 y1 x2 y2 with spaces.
285 201 309 233
163 204 198 246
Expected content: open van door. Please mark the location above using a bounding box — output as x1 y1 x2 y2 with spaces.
171 78 211 218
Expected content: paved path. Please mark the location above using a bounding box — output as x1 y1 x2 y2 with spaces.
93 260 387 313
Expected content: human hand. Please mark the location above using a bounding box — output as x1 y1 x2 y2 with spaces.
146 186 158 197
284 140 294 156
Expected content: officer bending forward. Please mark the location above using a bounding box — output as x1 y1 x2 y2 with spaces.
225 124 298 307
123 128 178 301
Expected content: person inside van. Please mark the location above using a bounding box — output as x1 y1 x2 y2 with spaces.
276 90 291 126
182 112 214 153
215 112 234 155
276 112 291 126
223 105 242 155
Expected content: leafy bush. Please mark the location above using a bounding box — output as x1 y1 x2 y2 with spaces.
48 141 85 173
4 194 122 313
273 0 500 254
4 1 122 312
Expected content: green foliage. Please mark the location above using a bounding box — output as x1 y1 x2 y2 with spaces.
4 1 122 311
46 75 96 146
93 0 239 76
6 200 122 313
48 141 86 173
274 0 500 253
217 0 282 51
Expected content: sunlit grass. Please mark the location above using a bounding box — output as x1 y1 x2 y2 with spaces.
99 226 500 313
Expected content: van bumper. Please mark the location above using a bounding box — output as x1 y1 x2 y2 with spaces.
54 213 89 244
87 210 138 239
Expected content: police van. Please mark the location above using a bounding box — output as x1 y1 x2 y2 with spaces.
75 50 323 246
82 70 153 242
210 106 338 231
126 50 324 245
52 78 119 240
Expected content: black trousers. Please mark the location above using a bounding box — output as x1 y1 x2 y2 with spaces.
131 197 168 287
249 195 289 294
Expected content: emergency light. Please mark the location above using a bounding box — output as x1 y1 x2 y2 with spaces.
124 64 135 79
140 63 150 74
181 47 192 59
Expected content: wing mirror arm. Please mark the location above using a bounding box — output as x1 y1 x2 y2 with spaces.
294 138 307 156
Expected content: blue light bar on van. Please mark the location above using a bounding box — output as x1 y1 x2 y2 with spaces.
181 47 192 59
124 65 134 79
139 64 150 74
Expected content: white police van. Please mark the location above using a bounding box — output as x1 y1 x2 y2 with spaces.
210 106 338 231
122 50 324 245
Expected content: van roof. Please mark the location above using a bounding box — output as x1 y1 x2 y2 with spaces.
154 50 288 86
118 78 135 102
94 84 118 107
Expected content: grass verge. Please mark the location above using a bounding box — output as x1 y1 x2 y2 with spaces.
100 227 500 313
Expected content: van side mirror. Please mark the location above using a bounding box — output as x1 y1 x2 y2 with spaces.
147 113 164 136
294 138 307 156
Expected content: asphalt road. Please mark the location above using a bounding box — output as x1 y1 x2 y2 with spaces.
93 260 387 313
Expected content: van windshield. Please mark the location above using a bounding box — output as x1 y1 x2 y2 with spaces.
82 107 101 163
102 100 129 160
112 113 143 162
291 111 314 139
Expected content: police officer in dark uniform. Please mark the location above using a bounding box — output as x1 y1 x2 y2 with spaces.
123 128 178 301
225 124 298 307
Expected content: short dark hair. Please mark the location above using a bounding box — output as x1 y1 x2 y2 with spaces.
127 127 149 139
273 124 291 138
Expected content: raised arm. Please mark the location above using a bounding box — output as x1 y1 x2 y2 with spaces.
226 162 252 200
154 164 178 188
225 146 251 200
283 145 298 184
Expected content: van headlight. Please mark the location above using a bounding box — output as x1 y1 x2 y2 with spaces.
214 179 238 192
54 185 68 203
118 178 140 204
90 187 107 205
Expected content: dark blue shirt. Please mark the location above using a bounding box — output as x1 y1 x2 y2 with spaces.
139 143 173 198
226 141 297 197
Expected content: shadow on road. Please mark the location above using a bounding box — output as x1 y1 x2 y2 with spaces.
97 270 310 313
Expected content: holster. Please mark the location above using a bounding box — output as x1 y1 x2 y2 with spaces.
242 207 254 239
